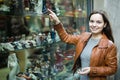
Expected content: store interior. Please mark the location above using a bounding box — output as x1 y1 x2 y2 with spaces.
0 0 90 80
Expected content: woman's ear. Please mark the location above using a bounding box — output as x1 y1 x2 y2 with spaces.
104 23 107 28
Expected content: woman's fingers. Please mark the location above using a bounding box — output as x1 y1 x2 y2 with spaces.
48 9 55 15
77 67 90 75
48 9 55 19
48 9 61 25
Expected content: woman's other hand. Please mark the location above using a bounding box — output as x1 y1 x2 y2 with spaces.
77 67 90 75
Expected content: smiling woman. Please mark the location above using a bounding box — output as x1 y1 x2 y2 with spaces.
48 9 117 80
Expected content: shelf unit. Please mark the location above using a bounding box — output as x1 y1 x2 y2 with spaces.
0 0 92 79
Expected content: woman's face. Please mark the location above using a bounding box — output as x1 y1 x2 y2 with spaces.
89 13 106 34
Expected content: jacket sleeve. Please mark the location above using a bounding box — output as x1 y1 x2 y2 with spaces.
89 43 118 76
54 23 81 45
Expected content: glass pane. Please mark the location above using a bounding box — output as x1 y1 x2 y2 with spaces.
0 0 91 80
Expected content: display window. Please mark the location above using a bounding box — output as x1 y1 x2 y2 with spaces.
0 0 92 80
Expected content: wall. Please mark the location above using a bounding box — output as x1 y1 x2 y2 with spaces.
104 0 120 80
93 0 120 80
93 0 104 10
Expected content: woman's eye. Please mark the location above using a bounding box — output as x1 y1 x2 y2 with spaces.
89 20 94 23
96 21 102 24
89 20 103 24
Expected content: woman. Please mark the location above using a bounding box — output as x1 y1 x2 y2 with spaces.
48 9 117 80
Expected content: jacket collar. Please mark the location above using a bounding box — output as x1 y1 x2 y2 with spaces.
80 32 92 42
87 32 108 40
97 33 109 48
83 32 109 48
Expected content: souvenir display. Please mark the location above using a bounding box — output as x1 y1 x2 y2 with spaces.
0 0 90 80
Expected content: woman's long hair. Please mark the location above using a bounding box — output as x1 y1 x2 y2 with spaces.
88 10 114 43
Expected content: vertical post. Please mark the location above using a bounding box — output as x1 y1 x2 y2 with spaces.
86 0 93 31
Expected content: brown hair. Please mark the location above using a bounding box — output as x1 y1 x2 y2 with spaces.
88 10 114 42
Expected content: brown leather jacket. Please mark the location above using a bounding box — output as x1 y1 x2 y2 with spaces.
54 23 117 80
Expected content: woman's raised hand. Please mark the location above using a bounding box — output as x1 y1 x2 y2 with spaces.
48 9 60 25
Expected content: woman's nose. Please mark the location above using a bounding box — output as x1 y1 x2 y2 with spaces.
92 22 97 26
